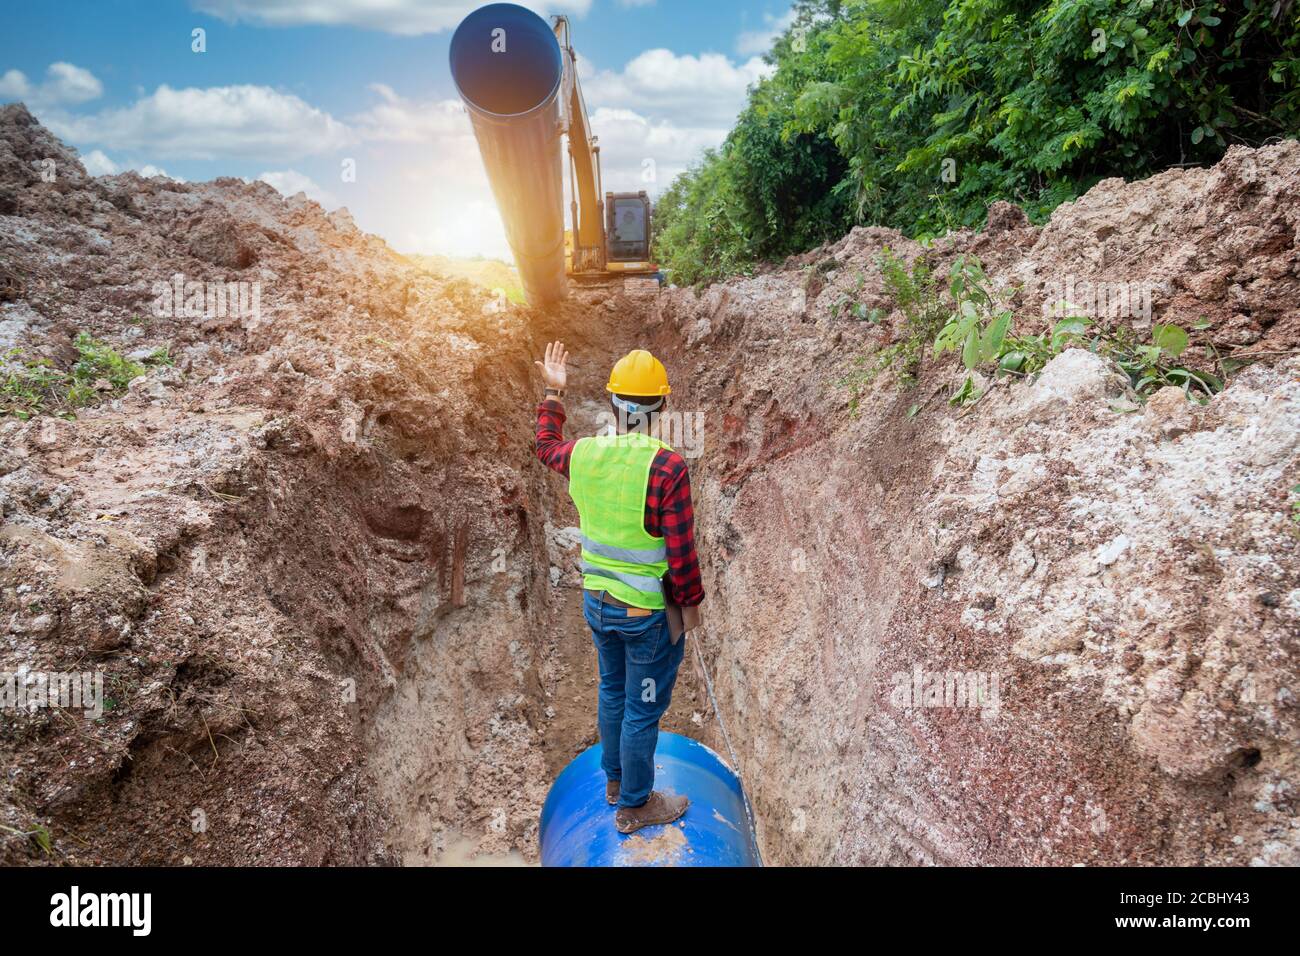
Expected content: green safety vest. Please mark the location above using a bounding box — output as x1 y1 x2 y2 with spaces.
568 431 671 609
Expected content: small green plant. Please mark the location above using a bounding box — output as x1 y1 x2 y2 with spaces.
1 334 169 419
930 255 1084 405
2 352 66 418
839 247 948 410
30 825 52 856
1103 323 1222 401
71 332 145 392
937 256 1225 406
933 255 1014 403
1290 484 1300 526
843 250 1232 414
997 317 1093 379
0 822 52 857
830 272 888 324
947 374 980 406
144 346 174 367
1003 317 1221 405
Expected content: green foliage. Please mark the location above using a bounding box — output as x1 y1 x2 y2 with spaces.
70 332 145 392
1097 321 1223 400
831 271 887 322
652 150 760 286
1291 483 1300 525
2 353 66 419
653 2 854 284
850 251 1230 410
839 246 949 409
995 316 1093 380
654 0 1300 279
1 334 169 419
0 823 52 857
933 255 1017 403
30 825 52 856
934 256 1012 366
933 254 1226 404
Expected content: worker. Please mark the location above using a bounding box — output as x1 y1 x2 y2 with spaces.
535 341 704 834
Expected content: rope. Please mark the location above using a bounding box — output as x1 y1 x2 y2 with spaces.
690 631 761 860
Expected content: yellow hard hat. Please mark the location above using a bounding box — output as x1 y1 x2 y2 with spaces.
606 349 671 396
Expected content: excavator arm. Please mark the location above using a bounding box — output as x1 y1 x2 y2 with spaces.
554 16 656 280
553 16 605 274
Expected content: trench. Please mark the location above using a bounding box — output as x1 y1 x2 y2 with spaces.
357 291 737 866
14 260 1285 867
4 109 1294 869
347 262 1298 869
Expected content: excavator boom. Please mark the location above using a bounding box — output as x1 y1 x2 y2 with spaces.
554 16 605 274
554 15 657 284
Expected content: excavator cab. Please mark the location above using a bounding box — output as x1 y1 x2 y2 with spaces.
606 192 651 263
604 191 654 273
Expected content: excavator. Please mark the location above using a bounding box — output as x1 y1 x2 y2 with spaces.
449 3 660 305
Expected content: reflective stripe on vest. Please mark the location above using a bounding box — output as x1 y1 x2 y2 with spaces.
580 534 667 565
580 563 664 599
568 431 672 610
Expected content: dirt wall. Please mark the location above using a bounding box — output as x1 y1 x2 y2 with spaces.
0 104 611 864
647 141 1300 865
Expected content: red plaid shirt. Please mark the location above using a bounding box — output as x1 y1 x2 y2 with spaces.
535 399 704 607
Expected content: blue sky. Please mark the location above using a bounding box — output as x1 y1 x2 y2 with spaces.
0 0 793 257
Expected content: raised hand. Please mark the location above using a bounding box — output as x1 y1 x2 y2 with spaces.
535 340 568 390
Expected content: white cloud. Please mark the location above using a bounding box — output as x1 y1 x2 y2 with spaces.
340 42 773 258
43 63 104 104
77 148 183 181
353 84 470 144
586 106 725 194
192 0 592 35
582 49 772 129
79 149 117 175
135 164 181 181
42 85 352 161
736 8 797 57
0 62 103 106
573 49 772 198
0 69 31 100
258 169 340 209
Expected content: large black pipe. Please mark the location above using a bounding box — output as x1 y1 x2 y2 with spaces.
450 3 568 306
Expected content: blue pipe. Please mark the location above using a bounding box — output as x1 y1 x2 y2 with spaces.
539 731 762 867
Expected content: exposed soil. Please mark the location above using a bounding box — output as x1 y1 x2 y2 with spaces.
1 103 1296 866
647 140 1300 865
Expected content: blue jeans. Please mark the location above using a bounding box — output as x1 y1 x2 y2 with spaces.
583 590 685 809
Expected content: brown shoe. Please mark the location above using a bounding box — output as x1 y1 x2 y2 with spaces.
614 791 689 834
606 779 620 806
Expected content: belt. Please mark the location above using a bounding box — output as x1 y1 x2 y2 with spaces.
587 588 634 610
